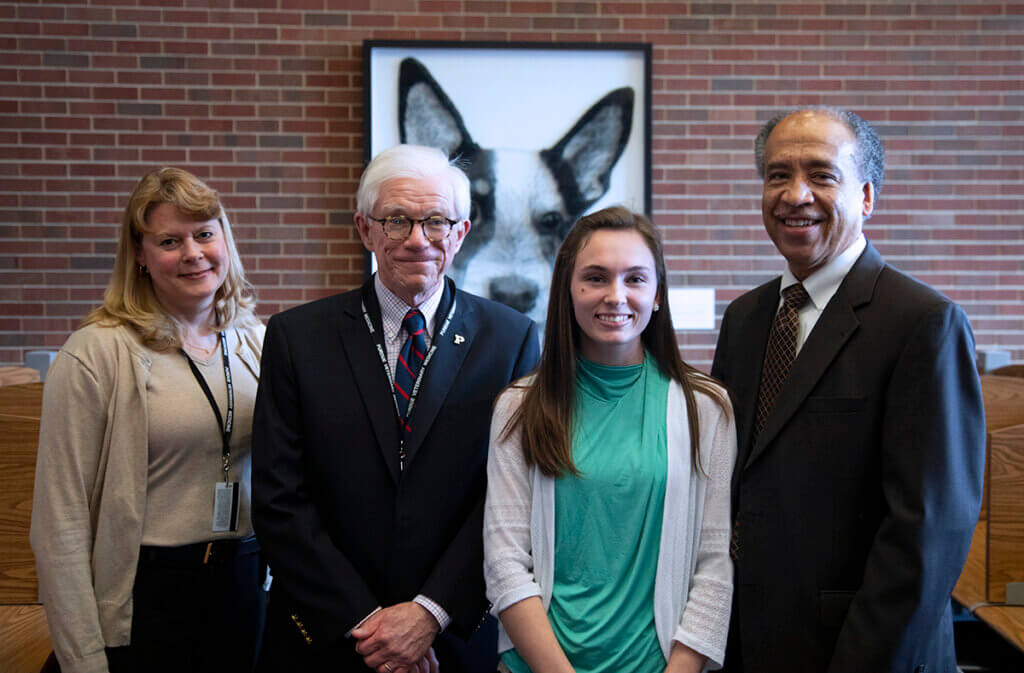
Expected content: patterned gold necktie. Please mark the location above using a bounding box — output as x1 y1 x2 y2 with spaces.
754 283 810 440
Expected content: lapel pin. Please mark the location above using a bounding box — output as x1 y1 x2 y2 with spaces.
453 334 465 345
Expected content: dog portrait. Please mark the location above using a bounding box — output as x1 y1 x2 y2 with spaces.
364 42 651 326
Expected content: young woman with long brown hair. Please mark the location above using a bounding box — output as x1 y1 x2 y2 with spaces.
484 206 737 673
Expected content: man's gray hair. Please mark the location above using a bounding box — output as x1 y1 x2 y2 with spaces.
754 106 886 195
356 144 471 220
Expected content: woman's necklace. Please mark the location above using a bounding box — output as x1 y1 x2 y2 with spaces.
183 333 219 359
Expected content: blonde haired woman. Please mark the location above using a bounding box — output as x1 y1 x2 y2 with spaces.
31 168 266 673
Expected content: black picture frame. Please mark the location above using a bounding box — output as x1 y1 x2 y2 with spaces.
362 40 652 325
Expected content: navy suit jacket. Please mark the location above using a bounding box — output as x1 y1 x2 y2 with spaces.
252 278 539 672
712 242 985 673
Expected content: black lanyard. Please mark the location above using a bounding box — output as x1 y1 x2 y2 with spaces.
361 287 456 470
180 332 234 483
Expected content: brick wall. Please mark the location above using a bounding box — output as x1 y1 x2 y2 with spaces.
2 0 1022 369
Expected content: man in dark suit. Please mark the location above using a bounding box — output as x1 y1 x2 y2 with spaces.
253 144 540 673
712 108 985 673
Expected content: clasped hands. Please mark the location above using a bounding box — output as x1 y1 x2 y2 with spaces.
352 602 440 673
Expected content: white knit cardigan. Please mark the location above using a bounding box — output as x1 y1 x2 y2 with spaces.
483 378 737 670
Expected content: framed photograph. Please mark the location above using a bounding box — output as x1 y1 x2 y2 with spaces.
362 40 652 327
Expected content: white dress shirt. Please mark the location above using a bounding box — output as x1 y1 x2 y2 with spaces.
779 234 866 355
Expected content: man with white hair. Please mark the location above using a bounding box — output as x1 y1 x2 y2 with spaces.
254 145 540 673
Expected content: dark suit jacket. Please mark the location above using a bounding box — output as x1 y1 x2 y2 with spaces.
252 278 540 672
711 242 984 673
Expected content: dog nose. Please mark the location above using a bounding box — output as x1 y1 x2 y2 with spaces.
489 275 538 314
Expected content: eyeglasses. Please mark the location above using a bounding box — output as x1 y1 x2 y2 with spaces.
368 215 458 242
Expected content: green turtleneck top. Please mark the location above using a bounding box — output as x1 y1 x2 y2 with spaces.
502 353 669 673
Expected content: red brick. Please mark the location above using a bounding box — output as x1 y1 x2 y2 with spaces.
65 7 113 22
463 0 506 10
162 9 212 23
600 2 643 15
623 17 667 30
41 22 89 37
117 71 162 85
2 21 42 35
92 86 139 100
419 0 462 11
188 26 233 40
66 71 113 86
137 24 185 40
391 13 438 29
165 41 210 56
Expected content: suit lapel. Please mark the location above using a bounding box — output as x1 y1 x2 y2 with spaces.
338 282 403 482
402 282 475 468
731 281 780 476
745 242 884 469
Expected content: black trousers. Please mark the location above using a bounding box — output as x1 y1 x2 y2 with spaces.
105 537 267 673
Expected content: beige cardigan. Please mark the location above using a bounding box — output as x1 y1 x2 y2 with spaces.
30 321 264 673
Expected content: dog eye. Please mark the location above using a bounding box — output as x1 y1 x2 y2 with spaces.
537 212 563 233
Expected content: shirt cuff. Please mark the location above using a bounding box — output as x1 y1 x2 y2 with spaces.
345 606 382 638
413 594 451 632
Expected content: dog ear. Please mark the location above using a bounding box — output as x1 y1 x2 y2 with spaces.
541 87 634 214
399 58 477 158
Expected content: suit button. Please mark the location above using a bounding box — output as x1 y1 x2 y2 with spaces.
291 613 313 645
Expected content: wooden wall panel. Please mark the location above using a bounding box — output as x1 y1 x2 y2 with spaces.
979 376 1024 520
0 383 49 670
0 383 43 603
0 606 51 673
988 423 1024 604
982 376 1024 433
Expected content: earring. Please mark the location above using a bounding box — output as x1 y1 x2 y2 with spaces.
138 264 148 275
654 303 660 312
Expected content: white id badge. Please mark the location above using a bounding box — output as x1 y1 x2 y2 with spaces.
213 481 240 532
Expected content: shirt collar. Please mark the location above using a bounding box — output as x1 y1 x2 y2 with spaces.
780 234 866 310
374 274 445 341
